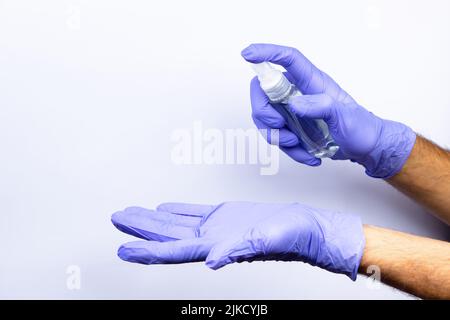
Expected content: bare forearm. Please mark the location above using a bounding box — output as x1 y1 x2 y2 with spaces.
359 225 450 299
387 135 450 224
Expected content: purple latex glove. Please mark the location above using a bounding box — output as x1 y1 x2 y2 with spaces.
112 202 365 280
242 43 416 178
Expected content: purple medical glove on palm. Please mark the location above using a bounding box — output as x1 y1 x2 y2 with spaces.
112 201 365 280
242 43 416 178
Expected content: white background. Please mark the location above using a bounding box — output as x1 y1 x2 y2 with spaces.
0 0 449 299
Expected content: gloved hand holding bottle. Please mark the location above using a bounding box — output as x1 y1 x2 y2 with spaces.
112 201 365 280
242 43 416 179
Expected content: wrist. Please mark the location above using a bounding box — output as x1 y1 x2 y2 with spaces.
358 225 381 273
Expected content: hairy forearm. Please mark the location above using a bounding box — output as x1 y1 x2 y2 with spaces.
387 135 450 224
359 225 450 299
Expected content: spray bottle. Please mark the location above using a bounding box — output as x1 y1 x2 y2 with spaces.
251 62 338 158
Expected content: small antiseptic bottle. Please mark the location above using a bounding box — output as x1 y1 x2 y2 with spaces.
251 62 339 158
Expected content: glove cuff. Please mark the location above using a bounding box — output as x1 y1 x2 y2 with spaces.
362 120 416 179
312 210 366 281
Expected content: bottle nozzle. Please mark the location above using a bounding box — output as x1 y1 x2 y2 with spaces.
251 62 276 80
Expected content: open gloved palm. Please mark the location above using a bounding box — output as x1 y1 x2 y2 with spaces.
112 201 365 280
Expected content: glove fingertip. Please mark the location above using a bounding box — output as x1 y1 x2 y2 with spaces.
241 45 257 61
297 155 322 167
117 244 133 262
205 244 235 270
279 136 299 147
111 210 122 225
111 210 129 230
306 158 322 167
205 258 227 270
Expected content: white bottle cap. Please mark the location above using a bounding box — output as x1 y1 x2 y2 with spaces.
251 62 291 102
251 62 283 91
